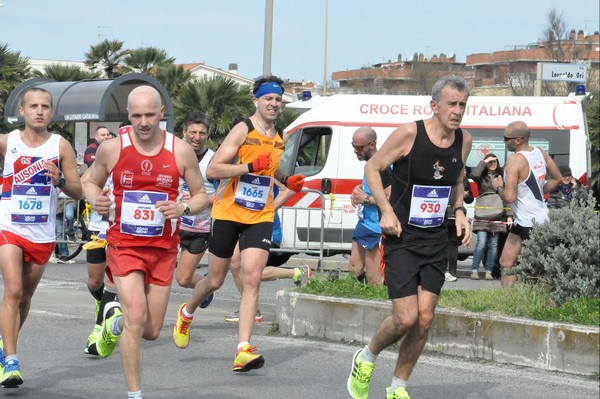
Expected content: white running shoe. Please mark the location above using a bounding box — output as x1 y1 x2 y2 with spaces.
444 272 458 282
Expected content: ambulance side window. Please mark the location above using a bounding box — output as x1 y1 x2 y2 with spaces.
286 127 332 177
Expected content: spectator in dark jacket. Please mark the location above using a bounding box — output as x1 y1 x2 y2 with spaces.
83 126 112 167
469 153 512 280
547 165 588 209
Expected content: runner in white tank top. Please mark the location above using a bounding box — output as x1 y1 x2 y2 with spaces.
0 87 82 388
511 147 549 227
492 121 561 288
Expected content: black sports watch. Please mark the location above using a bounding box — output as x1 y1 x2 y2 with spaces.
453 206 467 216
54 176 66 188
181 202 191 216
363 196 371 206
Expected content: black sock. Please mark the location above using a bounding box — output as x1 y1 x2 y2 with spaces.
89 283 105 302
96 289 118 325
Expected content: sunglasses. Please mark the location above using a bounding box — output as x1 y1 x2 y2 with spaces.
503 136 522 142
351 141 375 151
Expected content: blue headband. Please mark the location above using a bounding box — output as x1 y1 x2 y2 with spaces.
254 82 283 98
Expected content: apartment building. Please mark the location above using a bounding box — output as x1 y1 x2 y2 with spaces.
331 29 599 95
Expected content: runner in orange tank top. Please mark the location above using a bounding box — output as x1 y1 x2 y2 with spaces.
172 75 305 372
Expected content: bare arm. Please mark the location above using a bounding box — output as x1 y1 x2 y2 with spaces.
83 140 116 215
57 138 83 200
365 122 417 237
493 153 524 204
272 179 295 210
206 122 254 180
542 150 561 194
0 134 7 158
452 130 473 246
161 139 209 219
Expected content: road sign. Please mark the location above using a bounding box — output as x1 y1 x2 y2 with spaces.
540 63 588 82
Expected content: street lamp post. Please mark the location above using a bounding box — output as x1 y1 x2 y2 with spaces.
322 0 328 96
263 0 274 77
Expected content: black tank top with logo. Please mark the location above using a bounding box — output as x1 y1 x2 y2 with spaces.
386 120 464 245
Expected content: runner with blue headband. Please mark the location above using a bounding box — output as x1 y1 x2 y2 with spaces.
172 75 305 373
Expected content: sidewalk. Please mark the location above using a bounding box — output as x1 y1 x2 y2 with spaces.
279 253 599 376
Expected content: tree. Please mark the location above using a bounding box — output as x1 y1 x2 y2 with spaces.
84 39 127 78
0 43 31 130
174 75 253 142
33 64 101 81
542 8 568 62
122 47 175 75
154 64 193 99
539 8 591 96
587 92 600 184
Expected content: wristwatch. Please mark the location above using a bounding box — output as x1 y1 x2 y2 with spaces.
54 176 65 188
181 202 191 216
453 206 467 216
363 196 371 206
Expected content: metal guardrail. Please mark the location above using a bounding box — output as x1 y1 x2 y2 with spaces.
276 188 326 273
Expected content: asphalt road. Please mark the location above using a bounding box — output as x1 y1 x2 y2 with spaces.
0 254 598 399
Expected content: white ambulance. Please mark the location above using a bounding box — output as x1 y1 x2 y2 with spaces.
278 93 592 256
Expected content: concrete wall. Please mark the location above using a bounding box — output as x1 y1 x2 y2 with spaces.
276 290 600 375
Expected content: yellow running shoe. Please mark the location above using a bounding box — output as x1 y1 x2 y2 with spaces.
95 301 122 358
0 337 5 378
386 386 411 399
347 348 375 399
85 324 102 355
173 303 193 349
233 344 265 372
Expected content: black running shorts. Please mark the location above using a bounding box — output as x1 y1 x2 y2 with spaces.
86 230 107 264
383 240 448 299
208 220 273 258
179 230 210 255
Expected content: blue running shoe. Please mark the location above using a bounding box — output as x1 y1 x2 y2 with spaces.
199 272 215 308
2 359 23 387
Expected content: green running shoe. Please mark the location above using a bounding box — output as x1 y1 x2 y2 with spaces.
95 301 122 358
85 324 102 355
347 348 374 399
386 386 411 399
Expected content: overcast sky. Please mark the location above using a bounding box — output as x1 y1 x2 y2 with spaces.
1 0 598 84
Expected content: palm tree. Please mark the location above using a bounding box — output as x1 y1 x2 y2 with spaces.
84 39 127 78
154 64 193 99
123 47 175 75
33 64 101 81
174 75 253 142
0 43 31 129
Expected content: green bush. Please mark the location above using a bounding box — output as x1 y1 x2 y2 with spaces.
512 193 599 305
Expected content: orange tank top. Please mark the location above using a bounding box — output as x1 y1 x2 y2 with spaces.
211 119 285 224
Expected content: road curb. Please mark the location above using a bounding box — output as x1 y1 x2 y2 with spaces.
276 290 600 375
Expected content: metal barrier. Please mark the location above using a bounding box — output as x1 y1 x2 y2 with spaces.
276 188 326 273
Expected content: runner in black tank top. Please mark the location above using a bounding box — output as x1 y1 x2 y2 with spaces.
347 75 473 399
